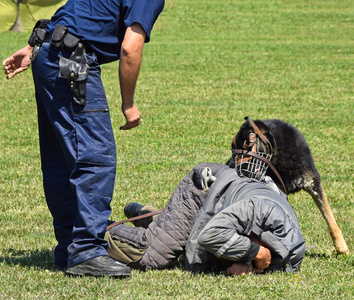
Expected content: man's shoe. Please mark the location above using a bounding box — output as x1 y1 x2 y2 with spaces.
124 202 160 228
66 256 131 278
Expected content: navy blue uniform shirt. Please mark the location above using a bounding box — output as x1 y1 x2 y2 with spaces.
47 0 164 64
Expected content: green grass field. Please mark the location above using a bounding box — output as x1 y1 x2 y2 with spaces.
0 0 353 299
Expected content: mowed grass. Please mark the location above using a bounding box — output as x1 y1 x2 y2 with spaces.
0 0 353 299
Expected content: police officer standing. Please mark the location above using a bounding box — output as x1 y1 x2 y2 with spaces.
2 0 164 278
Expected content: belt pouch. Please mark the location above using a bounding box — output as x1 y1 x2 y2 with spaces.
63 34 80 52
50 24 68 50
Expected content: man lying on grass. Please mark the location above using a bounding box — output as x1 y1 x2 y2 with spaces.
103 129 305 276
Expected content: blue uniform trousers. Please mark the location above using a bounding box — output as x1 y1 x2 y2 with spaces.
32 43 116 268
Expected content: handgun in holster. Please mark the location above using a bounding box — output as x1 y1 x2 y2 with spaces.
59 43 89 106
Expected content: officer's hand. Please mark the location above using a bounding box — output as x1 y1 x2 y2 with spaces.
120 103 141 130
2 45 33 79
226 263 263 276
253 245 271 270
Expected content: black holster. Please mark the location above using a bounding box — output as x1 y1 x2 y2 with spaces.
59 43 89 106
28 19 51 47
28 19 51 61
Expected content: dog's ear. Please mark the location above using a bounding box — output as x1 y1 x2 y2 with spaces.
233 119 252 149
231 135 237 150
226 119 250 167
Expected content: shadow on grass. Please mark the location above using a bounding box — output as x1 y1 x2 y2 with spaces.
0 248 63 271
305 252 332 259
1 248 346 273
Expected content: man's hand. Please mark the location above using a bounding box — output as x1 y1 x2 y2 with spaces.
120 103 141 130
2 45 33 79
226 263 263 276
253 245 271 270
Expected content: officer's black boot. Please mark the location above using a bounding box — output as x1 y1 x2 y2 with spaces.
66 256 131 278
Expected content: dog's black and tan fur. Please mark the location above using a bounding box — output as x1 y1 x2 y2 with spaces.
226 118 349 255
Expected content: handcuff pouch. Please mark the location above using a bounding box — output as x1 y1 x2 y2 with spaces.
50 24 68 51
63 34 80 52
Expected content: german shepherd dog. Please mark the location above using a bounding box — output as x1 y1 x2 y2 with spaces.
226 117 349 255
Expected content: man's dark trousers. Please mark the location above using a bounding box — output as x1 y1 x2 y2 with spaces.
32 43 116 268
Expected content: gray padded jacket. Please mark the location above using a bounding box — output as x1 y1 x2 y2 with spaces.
185 167 306 273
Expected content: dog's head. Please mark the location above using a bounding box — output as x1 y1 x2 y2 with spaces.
228 117 276 181
226 117 318 194
233 119 275 152
227 117 275 167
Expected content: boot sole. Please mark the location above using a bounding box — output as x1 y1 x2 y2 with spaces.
66 265 131 278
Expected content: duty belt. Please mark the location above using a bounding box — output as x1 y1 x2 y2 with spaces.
29 21 89 106
29 23 82 60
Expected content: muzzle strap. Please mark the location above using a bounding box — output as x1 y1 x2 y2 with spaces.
234 149 288 195
245 116 269 147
